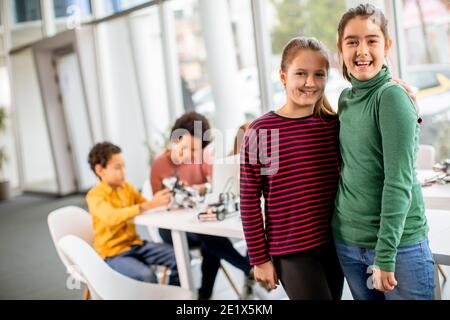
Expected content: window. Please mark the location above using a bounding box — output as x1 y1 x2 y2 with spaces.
172 0 260 123
104 0 150 16
53 0 93 33
53 0 92 18
401 0 450 161
266 0 349 110
10 0 44 47
12 0 42 23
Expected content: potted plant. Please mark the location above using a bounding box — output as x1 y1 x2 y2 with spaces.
0 107 10 201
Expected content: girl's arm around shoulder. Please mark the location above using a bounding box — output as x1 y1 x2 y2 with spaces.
379 84 418 123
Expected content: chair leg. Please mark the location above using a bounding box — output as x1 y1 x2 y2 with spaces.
160 266 169 285
82 286 90 300
219 263 242 299
438 264 447 282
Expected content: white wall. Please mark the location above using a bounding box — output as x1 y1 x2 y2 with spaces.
96 18 149 187
128 8 171 149
10 22 43 48
11 49 57 192
0 64 20 189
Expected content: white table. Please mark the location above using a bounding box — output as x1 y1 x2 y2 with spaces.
426 209 450 300
135 207 450 299
135 208 244 291
427 210 450 265
418 170 450 210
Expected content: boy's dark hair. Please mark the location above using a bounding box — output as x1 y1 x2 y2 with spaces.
170 112 211 149
88 142 121 175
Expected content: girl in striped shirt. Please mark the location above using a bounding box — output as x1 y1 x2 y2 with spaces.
240 37 344 300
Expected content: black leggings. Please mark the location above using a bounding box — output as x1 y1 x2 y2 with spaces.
272 242 344 300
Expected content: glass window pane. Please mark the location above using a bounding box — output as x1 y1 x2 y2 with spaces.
172 0 261 126
104 0 150 16
12 0 42 23
267 0 349 111
53 0 93 33
402 0 450 161
10 0 44 47
229 0 262 122
172 0 213 121
54 0 92 18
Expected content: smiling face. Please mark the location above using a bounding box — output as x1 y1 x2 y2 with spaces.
280 49 328 110
340 17 392 81
172 134 203 165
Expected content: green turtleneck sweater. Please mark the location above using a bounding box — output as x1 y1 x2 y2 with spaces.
332 66 428 272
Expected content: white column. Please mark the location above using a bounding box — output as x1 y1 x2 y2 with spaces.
388 0 407 78
40 0 56 37
159 1 184 122
198 0 245 157
251 0 274 113
230 0 256 68
91 1 110 140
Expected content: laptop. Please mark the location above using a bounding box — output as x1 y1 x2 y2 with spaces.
206 154 240 205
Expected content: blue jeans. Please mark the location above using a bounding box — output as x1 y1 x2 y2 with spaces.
334 238 435 300
105 241 179 285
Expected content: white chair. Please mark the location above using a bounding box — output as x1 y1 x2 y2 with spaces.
417 144 436 170
58 235 193 300
48 206 94 300
48 205 169 297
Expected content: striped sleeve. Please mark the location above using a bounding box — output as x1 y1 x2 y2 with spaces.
240 127 271 265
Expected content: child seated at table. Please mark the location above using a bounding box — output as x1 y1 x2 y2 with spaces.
150 112 254 299
86 141 179 285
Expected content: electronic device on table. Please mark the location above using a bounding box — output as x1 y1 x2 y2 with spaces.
422 159 450 186
198 177 239 222
162 176 203 210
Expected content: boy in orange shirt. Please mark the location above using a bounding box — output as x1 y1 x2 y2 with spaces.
86 142 179 285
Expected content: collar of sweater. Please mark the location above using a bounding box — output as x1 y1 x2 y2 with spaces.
349 65 392 92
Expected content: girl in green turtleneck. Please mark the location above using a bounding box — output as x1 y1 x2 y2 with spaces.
332 4 434 300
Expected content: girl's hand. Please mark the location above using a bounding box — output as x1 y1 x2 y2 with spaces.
392 78 420 114
372 267 397 292
392 78 416 102
253 261 279 290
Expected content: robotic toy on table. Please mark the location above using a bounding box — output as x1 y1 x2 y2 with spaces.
162 175 240 221
162 176 203 210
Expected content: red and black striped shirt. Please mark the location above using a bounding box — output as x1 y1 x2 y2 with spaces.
240 111 340 265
